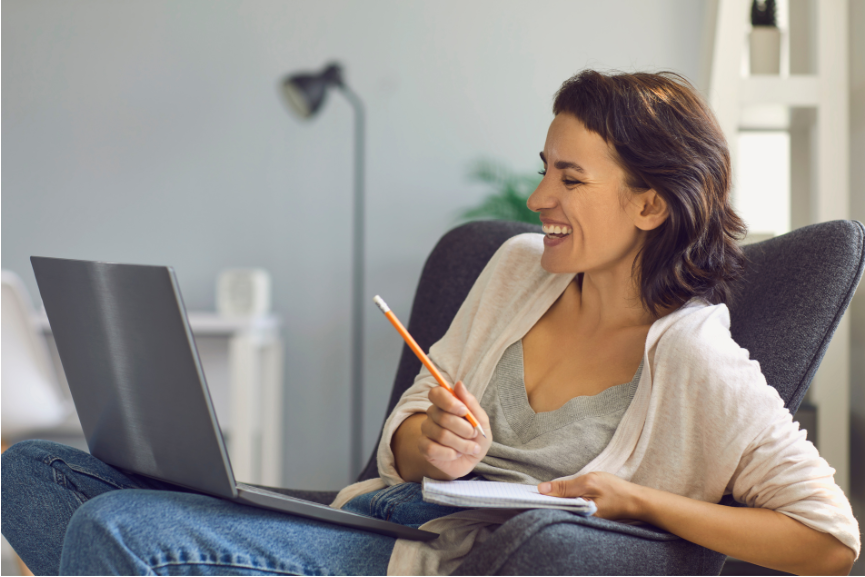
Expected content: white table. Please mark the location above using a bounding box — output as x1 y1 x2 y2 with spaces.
35 311 284 486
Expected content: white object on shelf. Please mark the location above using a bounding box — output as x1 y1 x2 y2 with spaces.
749 26 782 74
34 310 284 486
217 269 272 318
704 0 851 493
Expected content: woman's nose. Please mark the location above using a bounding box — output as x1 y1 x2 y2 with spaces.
527 178 556 213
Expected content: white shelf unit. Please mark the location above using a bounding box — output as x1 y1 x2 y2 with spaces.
704 0 851 493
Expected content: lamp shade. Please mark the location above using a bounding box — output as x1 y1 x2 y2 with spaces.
280 63 343 119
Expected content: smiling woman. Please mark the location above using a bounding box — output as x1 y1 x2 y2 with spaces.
545 70 747 317
1 69 858 577
376 69 859 576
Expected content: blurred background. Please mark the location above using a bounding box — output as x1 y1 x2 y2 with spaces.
2 0 863 573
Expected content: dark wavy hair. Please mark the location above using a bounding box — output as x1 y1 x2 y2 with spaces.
553 69 747 317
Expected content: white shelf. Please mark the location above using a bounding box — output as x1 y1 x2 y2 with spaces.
34 310 281 336
706 0 850 494
739 75 819 105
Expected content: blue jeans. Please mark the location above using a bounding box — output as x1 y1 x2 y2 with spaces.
1 440 466 575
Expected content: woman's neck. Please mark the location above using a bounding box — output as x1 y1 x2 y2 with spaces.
573 267 657 335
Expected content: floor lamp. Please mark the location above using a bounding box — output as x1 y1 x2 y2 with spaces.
279 63 366 479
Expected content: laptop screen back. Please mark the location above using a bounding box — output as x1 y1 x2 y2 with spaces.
31 256 237 498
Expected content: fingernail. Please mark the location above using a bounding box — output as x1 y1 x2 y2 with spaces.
472 444 480 455
539 483 551 494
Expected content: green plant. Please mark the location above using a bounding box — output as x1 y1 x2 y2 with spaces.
751 0 777 27
457 159 541 225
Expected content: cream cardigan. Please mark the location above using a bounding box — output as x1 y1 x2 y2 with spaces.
332 233 860 575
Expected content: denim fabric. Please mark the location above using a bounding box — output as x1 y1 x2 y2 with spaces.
1 440 463 576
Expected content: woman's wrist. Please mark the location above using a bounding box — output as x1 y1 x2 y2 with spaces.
628 483 660 524
391 413 429 482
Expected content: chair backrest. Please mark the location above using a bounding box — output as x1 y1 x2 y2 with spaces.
729 220 865 413
1 270 70 437
357 219 865 482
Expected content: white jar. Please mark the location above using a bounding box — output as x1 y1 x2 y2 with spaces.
749 26 782 75
217 268 272 317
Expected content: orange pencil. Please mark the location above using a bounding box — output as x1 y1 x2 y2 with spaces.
373 295 486 438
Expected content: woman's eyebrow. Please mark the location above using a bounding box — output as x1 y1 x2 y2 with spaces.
539 152 585 173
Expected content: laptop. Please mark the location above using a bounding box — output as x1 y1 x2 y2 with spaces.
30 256 437 542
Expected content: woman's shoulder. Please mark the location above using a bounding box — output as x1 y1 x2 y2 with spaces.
653 299 738 357
651 299 780 403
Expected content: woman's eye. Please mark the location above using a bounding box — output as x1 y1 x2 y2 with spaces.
538 169 547 176
563 179 582 186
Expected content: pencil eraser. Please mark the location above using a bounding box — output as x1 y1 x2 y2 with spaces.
373 295 390 313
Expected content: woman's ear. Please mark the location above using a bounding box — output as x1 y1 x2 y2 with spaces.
633 189 669 231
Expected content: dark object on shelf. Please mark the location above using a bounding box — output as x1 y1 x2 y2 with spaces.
751 0 778 27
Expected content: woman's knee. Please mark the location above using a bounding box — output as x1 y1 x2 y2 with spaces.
61 491 156 575
64 490 220 556
65 491 125 543
60 490 260 575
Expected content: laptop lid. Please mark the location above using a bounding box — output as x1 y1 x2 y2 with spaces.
31 256 238 499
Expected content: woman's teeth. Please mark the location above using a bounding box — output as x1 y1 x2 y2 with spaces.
542 224 572 238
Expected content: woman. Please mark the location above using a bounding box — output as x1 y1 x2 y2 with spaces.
2 70 858 576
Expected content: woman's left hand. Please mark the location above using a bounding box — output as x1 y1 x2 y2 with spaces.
538 471 645 521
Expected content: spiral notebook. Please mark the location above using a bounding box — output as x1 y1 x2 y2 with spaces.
422 478 597 515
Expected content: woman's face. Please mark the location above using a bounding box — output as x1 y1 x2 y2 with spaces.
527 113 649 276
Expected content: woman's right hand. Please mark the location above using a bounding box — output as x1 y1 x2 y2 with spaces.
417 381 492 479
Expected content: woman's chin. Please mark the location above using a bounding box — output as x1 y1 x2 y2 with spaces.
540 255 580 275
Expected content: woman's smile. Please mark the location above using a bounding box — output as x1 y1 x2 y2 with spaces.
541 221 573 247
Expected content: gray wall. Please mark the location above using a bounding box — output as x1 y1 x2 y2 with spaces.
848 0 865 573
2 0 706 490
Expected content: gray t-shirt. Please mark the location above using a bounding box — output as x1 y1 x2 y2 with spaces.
473 339 642 485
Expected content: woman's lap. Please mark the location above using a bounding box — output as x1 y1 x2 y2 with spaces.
1 440 397 575
62 489 395 576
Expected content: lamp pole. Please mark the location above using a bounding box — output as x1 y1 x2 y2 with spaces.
280 64 366 481
339 85 366 480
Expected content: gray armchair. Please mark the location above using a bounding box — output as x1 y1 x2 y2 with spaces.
273 219 865 575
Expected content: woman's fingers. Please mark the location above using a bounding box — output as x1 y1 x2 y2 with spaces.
421 413 482 456
454 381 489 429
538 473 598 498
426 404 476 439
428 385 470 416
417 434 463 462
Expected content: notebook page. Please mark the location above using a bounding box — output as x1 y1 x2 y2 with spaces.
422 478 596 514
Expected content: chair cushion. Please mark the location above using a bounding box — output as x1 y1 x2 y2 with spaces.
452 509 726 576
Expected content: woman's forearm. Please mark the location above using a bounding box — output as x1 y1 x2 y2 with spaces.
634 486 855 575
